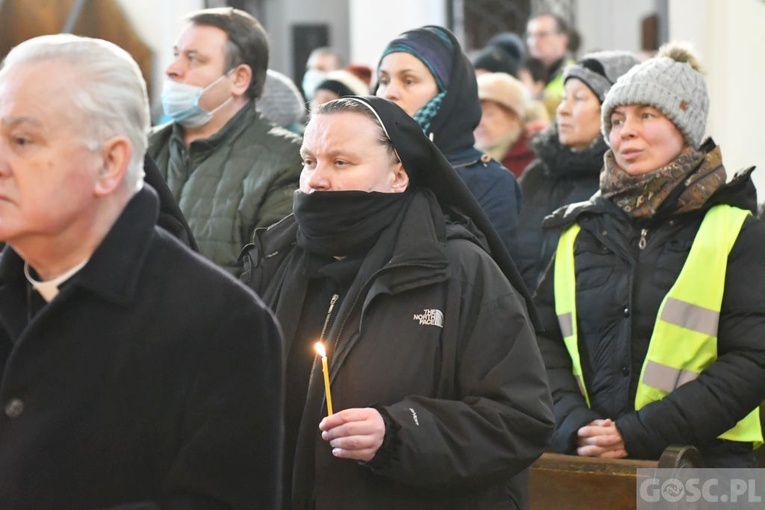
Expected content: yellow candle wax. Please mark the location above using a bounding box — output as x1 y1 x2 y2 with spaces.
314 341 334 415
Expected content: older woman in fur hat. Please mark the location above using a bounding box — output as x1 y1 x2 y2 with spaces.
473 72 534 178
534 43 765 467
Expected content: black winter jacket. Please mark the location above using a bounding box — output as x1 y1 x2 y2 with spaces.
534 166 765 466
242 190 554 510
148 104 302 275
517 128 605 292
0 188 283 508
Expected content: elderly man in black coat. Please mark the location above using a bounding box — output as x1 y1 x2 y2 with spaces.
0 34 283 509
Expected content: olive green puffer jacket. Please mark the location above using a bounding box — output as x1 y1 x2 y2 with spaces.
148 103 302 275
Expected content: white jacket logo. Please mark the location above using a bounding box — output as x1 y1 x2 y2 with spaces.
413 309 444 328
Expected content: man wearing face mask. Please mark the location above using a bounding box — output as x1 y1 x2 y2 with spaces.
301 47 343 101
148 7 303 275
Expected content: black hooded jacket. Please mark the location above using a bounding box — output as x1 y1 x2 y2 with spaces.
415 26 523 261
516 127 605 292
241 96 553 509
143 154 197 251
534 150 765 466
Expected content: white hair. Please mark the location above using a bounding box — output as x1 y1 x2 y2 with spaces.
0 34 149 193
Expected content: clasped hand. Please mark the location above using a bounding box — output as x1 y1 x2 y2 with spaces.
577 418 627 458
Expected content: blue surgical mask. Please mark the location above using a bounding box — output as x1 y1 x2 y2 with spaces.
301 69 327 100
161 73 232 127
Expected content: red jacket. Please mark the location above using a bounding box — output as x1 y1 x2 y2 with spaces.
501 133 535 178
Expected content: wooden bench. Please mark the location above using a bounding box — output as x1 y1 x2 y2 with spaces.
529 446 703 510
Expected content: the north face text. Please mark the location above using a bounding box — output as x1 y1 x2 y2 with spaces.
413 309 444 328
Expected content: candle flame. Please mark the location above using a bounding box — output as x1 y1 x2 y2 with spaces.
314 341 327 357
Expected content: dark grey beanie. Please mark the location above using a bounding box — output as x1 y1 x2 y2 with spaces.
601 43 709 148
563 50 640 103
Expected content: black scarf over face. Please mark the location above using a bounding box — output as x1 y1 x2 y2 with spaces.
334 96 540 328
293 190 412 257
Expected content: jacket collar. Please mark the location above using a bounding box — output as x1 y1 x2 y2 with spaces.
169 101 258 153
367 189 450 296
443 146 483 168
532 125 608 179
0 186 160 310
256 189 451 295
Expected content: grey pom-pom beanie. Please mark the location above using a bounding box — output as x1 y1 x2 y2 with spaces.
601 44 708 148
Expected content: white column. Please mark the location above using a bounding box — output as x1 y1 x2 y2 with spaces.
117 0 204 113
348 0 446 71
670 0 765 193
575 0 656 55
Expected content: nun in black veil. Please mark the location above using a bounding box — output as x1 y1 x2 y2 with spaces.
241 95 553 510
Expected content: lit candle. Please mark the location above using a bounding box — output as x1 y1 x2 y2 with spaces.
314 341 334 415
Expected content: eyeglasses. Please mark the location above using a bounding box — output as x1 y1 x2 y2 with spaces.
526 30 560 40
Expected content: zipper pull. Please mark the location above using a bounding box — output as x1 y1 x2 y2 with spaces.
319 294 340 342
638 228 648 250
327 294 339 313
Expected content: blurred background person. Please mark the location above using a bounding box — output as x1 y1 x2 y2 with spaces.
525 12 574 119
310 68 369 110
518 56 553 137
471 31 526 78
345 63 373 88
376 25 522 259
302 46 343 100
536 43 765 466
258 68 307 134
474 72 534 178
515 50 639 292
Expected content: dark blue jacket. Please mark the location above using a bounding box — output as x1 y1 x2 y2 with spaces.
446 146 522 261
421 27 522 261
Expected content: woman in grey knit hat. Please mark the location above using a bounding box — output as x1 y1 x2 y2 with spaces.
534 42 765 467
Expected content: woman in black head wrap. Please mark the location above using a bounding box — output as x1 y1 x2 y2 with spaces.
241 96 553 510
376 25 523 260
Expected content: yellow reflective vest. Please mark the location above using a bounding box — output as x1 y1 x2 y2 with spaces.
554 204 762 445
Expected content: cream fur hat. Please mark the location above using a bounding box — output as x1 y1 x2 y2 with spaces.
476 72 527 119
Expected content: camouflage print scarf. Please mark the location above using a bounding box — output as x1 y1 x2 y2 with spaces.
600 144 727 219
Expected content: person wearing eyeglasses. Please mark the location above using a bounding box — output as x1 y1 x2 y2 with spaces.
525 12 575 119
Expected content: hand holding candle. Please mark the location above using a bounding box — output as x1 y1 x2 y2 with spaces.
314 341 334 415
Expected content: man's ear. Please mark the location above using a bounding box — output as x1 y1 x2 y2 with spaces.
231 64 252 97
94 136 131 197
391 160 409 193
